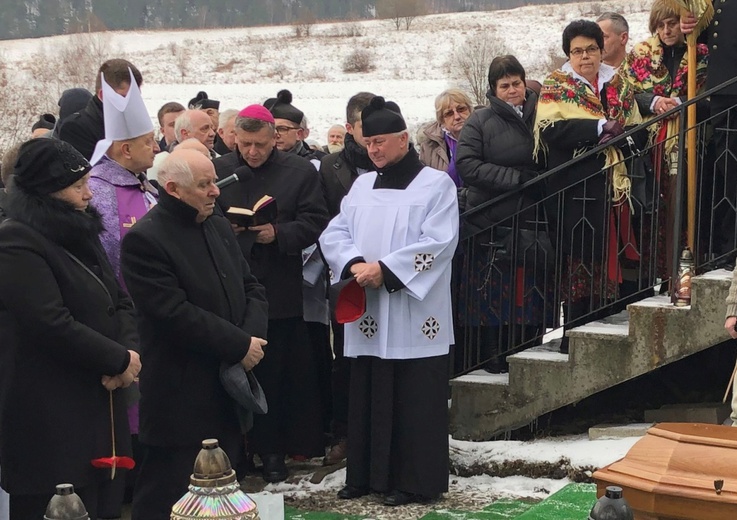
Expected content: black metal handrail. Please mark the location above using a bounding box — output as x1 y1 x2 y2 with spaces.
451 74 737 377
459 74 737 238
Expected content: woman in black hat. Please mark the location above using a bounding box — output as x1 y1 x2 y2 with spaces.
0 138 141 519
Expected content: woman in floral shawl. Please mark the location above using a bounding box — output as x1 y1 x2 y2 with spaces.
620 0 708 280
534 20 645 353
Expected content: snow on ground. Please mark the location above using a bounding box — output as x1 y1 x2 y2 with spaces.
1 0 652 143
450 474 570 502
263 434 640 500
241 434 641 517
0 2 651 511
450 433 640 470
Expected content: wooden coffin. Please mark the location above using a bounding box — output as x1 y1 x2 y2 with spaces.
594 423 737 520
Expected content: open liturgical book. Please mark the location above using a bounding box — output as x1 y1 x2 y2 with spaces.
226 195 277 227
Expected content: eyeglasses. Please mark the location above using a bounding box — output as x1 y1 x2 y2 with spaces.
275 125 300 134
442 105 470 119
570 45 600 57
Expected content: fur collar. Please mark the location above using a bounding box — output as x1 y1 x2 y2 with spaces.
4 188 104 250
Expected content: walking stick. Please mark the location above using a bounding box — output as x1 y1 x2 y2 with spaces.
91 390 135 479
686 33 697 251
723 357 737 404
664 0 714 250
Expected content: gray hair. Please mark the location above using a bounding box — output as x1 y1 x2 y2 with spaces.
299 116 309 131
596 12 629 34
235 116 275 134
158 153 194 186
218 109 238 129
174 110 196 142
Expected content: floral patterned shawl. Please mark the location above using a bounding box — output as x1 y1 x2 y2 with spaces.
620 34 709 162
534 65 642 203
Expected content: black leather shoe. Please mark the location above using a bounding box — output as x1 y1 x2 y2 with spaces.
337 485 370 500
383 490 435 506
261 453 287 483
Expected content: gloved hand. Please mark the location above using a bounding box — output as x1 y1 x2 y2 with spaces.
598 120 625 145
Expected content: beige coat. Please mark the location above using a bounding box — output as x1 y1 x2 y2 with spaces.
418 121 449 172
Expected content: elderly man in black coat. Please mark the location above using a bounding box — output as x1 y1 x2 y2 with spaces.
214 104 330 483
121 148 269 520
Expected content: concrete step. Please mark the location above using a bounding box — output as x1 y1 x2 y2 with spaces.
449 270 733 441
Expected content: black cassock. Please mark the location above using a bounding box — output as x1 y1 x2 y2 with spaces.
346 354 449 497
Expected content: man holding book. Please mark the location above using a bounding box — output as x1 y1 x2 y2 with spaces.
214 104 330 483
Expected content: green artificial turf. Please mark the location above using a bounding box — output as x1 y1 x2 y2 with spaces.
514 483 596 520
284 483 598 520
421 498 535 519
285 507 363 519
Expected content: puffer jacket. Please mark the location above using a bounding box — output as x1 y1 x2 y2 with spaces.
456 89 541 237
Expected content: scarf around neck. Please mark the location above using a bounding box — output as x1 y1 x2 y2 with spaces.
442 130 462 187
342 132 374 171
534 63 642 203
620 34 709 161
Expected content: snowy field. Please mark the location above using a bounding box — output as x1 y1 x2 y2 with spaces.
0 0 652 145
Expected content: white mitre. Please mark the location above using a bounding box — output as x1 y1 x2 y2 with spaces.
90 68 153 166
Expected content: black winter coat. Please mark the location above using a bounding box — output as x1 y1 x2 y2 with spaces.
320 152 357 218
319 134 374 218
213 133 232 156
541 91 647 261
120 191 268 447
296 140 326 162
0 189 6 221
214 149 329 319
702 0 737 96
0 192 135 495
456 89 541 237
59 96 104 160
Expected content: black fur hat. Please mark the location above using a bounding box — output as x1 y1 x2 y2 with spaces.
361 96 406 138
263 89 304 125
13 139 90 195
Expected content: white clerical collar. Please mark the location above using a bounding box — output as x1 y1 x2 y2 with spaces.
562 61 616 93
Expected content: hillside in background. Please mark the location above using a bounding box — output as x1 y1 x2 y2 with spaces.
0 0 650 152
3 0 621 40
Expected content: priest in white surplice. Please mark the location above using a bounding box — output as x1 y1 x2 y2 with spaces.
319 96 459 506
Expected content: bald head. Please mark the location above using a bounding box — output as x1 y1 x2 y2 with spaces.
174 109 216 150
160 148 219 223
175 137 210 158
159 148 210 186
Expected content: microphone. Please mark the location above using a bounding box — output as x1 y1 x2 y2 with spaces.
215 173 239 189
